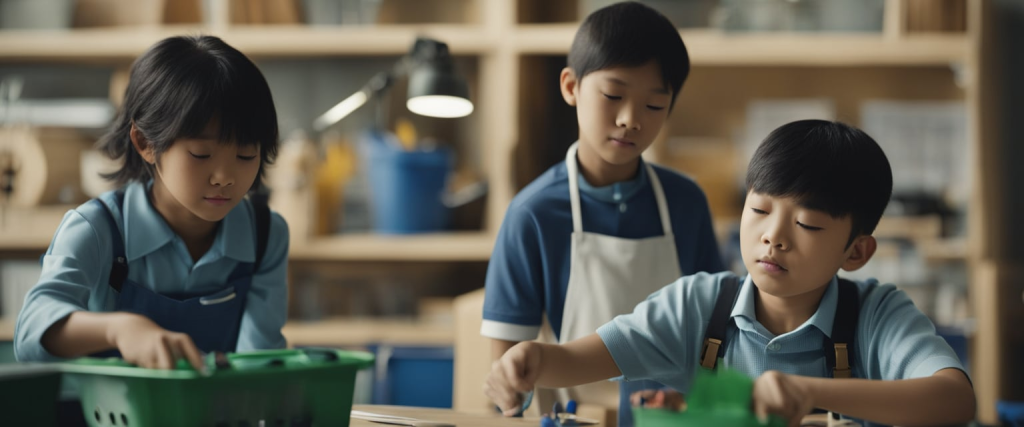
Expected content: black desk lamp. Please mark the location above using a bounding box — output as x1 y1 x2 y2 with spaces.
313 37 473 131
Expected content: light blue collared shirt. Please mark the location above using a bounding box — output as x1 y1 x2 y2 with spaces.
14 182 289 361
597 271 967 427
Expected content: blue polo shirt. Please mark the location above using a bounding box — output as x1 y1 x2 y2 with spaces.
598 271 967 427
481 159 724 342
15 182 290 362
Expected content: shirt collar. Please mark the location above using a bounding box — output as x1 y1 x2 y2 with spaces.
576 157 649 204
731 274 840 338
123 181 174 262
123 181 255 263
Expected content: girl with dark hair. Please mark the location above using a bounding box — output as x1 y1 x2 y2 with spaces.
14 35 289 371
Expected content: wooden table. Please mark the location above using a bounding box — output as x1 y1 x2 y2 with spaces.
350 405 538 427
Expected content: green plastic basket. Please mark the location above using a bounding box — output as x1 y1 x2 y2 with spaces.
0 364 62 426
633 367 786 427
61 348 374 427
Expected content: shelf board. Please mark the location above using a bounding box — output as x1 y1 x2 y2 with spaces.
288 232 494 262
0 204 73 251
282 317 453 347
0 318 12 341
0 24 493 62
0 25 967 65
514 25 968 66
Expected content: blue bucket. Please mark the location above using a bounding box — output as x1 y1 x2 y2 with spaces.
362 134 452 234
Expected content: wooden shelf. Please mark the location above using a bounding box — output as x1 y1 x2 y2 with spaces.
283 317 453 347
0 25 493 62
0 25 968 65
514 25 968 66
0 318 13 341
288 232 493 262
874 215 944 240
0 204 73 251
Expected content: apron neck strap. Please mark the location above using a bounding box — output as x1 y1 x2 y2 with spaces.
565 142 674 235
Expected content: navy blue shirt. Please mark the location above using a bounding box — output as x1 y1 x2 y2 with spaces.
482 159 725 342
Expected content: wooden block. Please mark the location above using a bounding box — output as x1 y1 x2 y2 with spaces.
73 0 164 27
163 0 202 24
453 288 493 413
263 0 300 24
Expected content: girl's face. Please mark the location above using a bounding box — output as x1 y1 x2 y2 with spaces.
137 120 261 224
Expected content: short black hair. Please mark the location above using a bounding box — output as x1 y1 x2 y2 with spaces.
745 120 893 246
99 35 279 191
567 1 689 108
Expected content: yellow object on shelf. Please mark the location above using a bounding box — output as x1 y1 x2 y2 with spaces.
395 117 418 151
315 133 356 235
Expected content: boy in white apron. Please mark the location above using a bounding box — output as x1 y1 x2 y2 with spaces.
480 3 724 426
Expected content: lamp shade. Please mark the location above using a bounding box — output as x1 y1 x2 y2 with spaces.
406 62 473 118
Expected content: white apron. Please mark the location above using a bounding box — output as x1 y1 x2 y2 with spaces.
536 142 683 421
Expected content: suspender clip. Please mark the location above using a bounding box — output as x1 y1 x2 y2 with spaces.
833 343 851 378
700 338 722 370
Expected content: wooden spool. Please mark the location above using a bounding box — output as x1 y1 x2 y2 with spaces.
0 126 92 207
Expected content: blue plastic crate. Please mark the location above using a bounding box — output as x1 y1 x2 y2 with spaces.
369 345 453 408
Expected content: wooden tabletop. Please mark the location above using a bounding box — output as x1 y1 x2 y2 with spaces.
350 405 538 427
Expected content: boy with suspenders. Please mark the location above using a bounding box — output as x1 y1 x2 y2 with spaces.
484 120 975 426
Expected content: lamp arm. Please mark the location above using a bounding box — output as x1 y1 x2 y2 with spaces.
311 37 456 132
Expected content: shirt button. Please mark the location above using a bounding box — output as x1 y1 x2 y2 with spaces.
613 192 622 201
768 343 781 351
619 203 627 213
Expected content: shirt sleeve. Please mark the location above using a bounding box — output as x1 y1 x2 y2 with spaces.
481 203 547 342
856 281 967 381
597 272 720 384
14 209 108 362
235 211 289 351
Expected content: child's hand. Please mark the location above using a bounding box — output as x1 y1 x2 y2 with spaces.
484 341 543 416
108 313 205 371
630 389 686 411
751 370 814 427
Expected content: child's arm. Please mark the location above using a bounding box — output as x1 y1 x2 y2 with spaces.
15 208 204 370
42 311 205 370
759 368 974 426
485 333 620 416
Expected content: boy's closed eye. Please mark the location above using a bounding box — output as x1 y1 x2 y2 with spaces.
189 151 210 159
602 93 666 111
797 222 823 231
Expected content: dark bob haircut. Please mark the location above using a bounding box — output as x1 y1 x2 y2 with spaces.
99 35 278 191
745 120 893 246
567 1 690 108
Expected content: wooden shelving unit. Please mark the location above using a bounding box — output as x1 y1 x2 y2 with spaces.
0 1 1013 421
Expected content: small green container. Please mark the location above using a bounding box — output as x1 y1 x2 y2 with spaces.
0 364 62 426
61 348 374 427
633 367 786 427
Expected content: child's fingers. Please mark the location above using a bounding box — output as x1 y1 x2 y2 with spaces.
664 391 686 411
176 335 206 373
483 370 521 415
501 355 532 392
629 390 658 406
155 336 174 370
